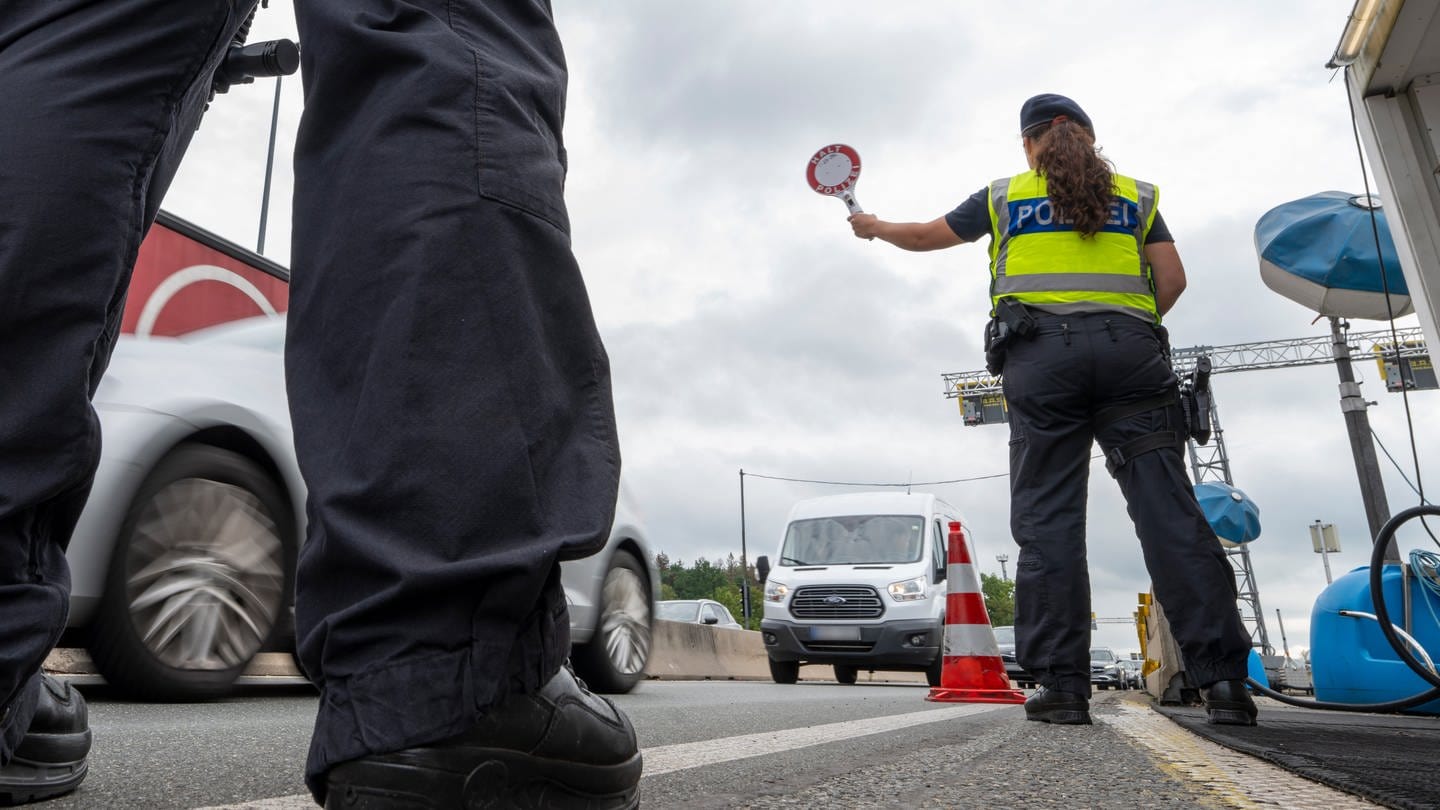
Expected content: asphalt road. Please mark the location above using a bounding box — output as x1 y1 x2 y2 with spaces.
40 678 1371 809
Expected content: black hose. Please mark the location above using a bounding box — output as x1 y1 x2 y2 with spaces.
1369 504 1440 689
1245 677 1440 712
1234 505 1440 712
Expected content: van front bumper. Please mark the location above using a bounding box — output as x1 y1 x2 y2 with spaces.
761 617 941 669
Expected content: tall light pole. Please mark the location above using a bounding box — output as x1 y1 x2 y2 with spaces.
739 469 750 627
257 74 284 254
996 553 1010 581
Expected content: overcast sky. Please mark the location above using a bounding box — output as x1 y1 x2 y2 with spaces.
162 0 1440 656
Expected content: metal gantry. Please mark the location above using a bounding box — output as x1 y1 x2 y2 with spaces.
941 323 1430 656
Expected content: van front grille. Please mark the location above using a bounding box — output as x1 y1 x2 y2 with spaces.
790 586 884 620
803 641 875 653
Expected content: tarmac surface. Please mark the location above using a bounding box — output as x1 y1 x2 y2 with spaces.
1160 696 1440 809
36 652 1440 808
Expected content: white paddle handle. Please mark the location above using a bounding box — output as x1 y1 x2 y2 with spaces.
839 191 863 215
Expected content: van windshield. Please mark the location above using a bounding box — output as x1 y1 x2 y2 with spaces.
779 515 924 565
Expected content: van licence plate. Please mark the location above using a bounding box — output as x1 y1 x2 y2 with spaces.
809 626 861 641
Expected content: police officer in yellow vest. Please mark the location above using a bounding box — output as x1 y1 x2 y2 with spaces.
849 94 1257 727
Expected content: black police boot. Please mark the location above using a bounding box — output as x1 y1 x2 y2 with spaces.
1024 685 1091 725
1202 679 1258 726
0 675 92 806
324 664 641 809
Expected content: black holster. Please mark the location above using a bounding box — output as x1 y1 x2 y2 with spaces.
984 299 1036 375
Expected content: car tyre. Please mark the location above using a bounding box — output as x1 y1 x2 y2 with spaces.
88 444 295 701
834 664 858 685
768 657 799 684
926 651 943 687
573 549 652 694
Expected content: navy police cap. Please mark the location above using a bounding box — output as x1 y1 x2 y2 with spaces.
1020 93 1093 135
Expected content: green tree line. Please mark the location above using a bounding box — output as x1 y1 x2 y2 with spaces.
654 552 764 628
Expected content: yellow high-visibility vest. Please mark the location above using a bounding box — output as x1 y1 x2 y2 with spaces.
986 170 1160 322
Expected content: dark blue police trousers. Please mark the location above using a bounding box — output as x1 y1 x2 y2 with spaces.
1001 312 1251 696
0 0 620 799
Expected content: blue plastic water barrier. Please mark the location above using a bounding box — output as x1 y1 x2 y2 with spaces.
1311 564 1440 714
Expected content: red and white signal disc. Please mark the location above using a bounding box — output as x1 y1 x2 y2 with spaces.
807 144 862 196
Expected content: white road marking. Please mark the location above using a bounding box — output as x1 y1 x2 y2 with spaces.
640 703 1006 776
193 703 1008 809
195 798 313 810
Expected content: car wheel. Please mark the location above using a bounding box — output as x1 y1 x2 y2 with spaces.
573 549 652 694
769 657 799 684
834 664 858 685
88 444 294 700
926 652 943 687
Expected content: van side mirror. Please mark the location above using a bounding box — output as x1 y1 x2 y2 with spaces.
756 555 770 584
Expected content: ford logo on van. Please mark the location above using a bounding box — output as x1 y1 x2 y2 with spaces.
825 595 847 605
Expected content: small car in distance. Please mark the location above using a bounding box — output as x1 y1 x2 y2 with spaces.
656 599 743 630
993 625 1035 688
1117 658 1144 690
1090 647 1128 690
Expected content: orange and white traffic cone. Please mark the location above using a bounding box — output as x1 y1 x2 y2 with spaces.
927 520 1026 704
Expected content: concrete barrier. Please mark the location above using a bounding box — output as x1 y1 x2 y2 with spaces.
643 621 926 684
45 620 926 685
645 619 771 680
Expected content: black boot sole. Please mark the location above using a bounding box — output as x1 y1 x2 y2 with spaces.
1206 707 1258 726
1025 708 1092 725
0 755 89 807
326 748 642 810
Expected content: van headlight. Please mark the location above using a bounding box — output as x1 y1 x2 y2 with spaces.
764 580 789 603
887 575 926 602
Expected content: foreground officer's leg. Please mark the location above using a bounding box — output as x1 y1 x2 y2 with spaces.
287 1 638 806
0 1 252 803
1091 318 1251 692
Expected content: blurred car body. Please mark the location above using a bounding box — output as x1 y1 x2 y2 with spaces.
64 315 657 699
992 624 1035 688
656 599 743 630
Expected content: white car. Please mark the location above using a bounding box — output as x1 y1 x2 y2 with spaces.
656 599 744 630
65 315 656 699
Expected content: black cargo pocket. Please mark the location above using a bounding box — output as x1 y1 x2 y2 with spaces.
446 2 571 232
473 54 569 230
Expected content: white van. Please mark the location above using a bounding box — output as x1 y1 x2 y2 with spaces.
754 491 967 685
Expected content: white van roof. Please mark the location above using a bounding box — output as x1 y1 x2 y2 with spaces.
786 491 958 521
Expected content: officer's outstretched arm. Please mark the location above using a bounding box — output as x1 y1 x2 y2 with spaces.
849 214 966 252
1146 241 1186 316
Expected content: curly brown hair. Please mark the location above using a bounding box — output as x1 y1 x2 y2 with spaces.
1028 120 1114 238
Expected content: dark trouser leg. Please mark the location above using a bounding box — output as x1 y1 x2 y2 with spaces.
1091 317 1249 688
287 0 620 798
0 0 250 762
1002 326 1095 697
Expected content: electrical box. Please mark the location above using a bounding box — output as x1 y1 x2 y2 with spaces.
957 381 1008 426
1373 340 1437 392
